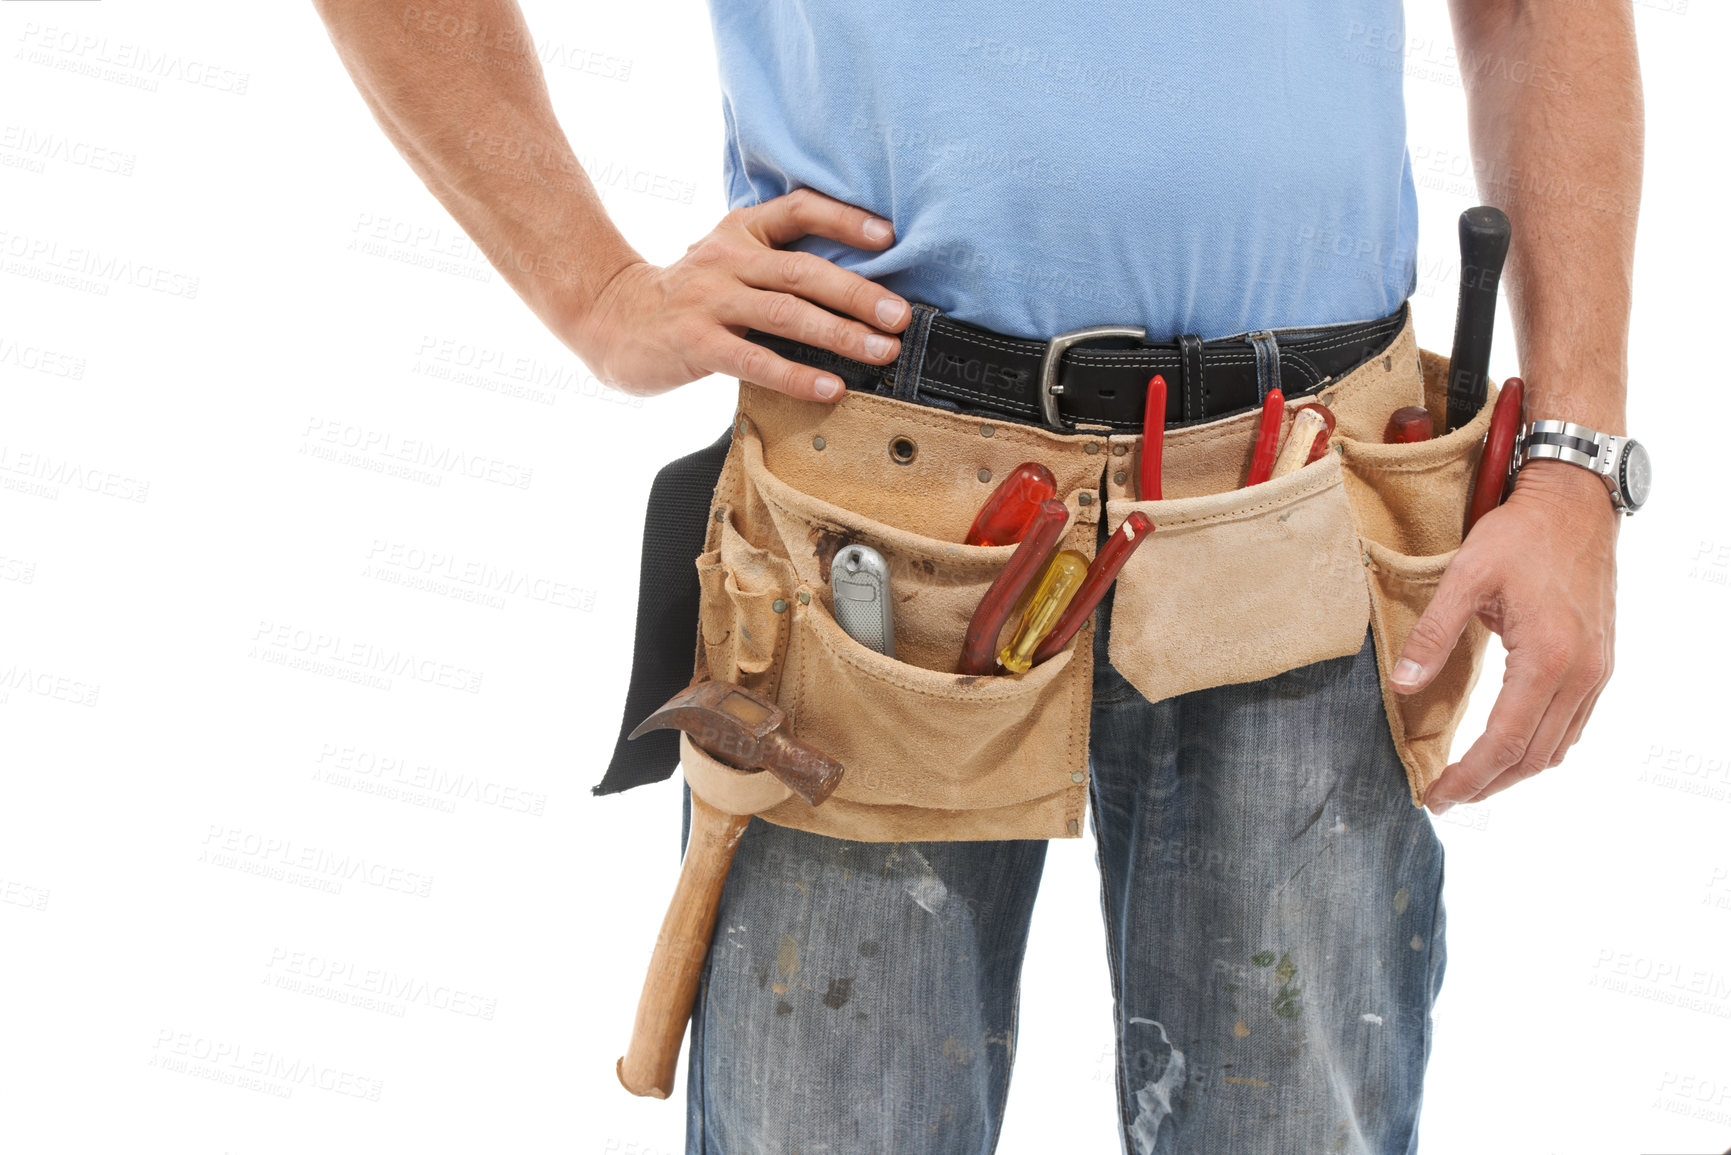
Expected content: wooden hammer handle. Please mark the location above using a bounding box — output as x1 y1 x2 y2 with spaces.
617 794 751 1098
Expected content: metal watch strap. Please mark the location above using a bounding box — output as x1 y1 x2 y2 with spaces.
1515 419 1608 471
1515 419 1642 514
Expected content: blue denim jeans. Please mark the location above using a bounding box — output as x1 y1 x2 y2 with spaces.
684 587 1446 1154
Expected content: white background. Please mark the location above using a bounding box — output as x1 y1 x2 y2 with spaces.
2 2 1726 1153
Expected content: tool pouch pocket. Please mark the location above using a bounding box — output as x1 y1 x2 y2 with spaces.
1103 452 1371 705
1101 324 1497 807
1335 351 1499 804
682 386 1103 842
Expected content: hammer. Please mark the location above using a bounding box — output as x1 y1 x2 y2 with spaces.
1445 206 1512 432
616 679 844 1098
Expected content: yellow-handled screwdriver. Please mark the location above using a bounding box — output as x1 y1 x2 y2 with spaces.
998 550 1089 674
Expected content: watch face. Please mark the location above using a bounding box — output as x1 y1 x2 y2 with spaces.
1621 439 1651 510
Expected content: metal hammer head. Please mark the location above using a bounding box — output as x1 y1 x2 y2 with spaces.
629 680 845 807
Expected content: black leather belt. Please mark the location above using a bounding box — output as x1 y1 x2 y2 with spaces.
745 303 1407 431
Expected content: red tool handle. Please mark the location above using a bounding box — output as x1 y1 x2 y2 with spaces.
1384 405 1435 444
1029 510 1154 666
959 499 1069 676
1465 377 1524 534
966 462 1058 546
1139 375 1166 501
1245 389 1285 486
1297 402 1337 465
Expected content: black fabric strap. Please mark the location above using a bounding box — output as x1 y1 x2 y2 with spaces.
594 425 734 796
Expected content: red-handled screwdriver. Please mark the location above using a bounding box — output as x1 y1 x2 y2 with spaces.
959 499 1070 676
1139 375 1166 500
966 462 1058 546
1029 510 1154 666
1385 406 1434 443
1245 389 1285 487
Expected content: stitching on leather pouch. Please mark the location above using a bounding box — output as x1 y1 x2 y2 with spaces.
808 607 1069 700
752 481 1016 572
802 392 1092 448
1341 455 1474 475
1128 465 1345 530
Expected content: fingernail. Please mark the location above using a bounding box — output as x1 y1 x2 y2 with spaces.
1429 799 1455 815
863 217 893 242
813 375 844 400
876 298 906 327
863 333 896 359
1391 659 1424 687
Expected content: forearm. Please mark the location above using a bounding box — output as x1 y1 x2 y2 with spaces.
1449 0 1643 440
311 0 640 340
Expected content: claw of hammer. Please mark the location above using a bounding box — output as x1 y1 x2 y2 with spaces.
629 680 845 807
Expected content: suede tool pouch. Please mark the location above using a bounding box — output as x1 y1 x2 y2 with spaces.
1101 318 1498 807
1335 352 1500 805
685 385 1113 843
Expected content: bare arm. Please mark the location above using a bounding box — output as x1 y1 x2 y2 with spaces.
1396 0 1642 809
310 0 908 400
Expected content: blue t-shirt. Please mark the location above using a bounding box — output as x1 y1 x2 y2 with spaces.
705 2 1417 340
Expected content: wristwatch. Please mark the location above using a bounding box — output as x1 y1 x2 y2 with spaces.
1513 420 1651 514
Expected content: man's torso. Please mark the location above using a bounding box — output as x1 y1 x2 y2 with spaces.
706 0 1418 339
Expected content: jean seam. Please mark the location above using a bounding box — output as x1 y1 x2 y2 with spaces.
1407 842 1447 1155
985 943 1027 1155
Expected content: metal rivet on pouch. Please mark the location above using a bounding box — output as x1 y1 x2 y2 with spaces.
1084 442 1100 455
980 424 995 438
1112 444 1128 457
1113 471 1128 485
772 599 788 613
978 468 992 484
1071 771 1086 783
812 436 826 451
1078 492 1093 506
713 509 726 523
1067 819 1081 836
736 416 747 434
797 591 811 605
889 436 917 464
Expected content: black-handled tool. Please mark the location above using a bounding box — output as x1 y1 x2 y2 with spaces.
1445 206 1512 432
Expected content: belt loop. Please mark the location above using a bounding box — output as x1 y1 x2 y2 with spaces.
1177 333 1204 421
1247 330 1281 403
888 302 939 401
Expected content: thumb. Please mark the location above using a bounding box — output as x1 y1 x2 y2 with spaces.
1390 559 1484 695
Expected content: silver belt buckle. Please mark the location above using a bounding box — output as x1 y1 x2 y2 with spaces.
1037 324 1147 430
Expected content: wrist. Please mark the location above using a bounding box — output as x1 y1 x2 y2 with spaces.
1509 457 1620 527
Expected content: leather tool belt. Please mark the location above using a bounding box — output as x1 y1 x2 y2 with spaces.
598 303 1495 841
743 307 1408 431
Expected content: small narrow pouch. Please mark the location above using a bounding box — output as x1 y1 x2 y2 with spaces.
1334 351 1500 803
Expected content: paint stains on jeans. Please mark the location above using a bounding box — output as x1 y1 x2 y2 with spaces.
821 977 854 1009
1126 1017 1186 1154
